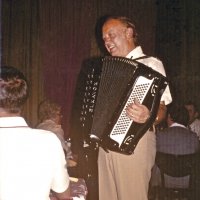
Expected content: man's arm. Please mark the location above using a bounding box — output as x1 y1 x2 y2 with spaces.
50 135 71 200
154 101 167 125
54 186 70 200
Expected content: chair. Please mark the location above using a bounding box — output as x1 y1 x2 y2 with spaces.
155 151 200 200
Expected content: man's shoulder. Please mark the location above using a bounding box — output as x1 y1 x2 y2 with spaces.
169 126 198 139
169 126 195 134
150 56 163 65
191 119 200 126
141 56 163 67
136 55 165 75
157 126 195 137
128 46 163 68
29 128 60 142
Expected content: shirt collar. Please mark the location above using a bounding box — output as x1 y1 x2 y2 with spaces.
0 116 28 128
170 122 186 128
126 46 145 59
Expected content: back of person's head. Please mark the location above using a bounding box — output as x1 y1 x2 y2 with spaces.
0 66 28 113
38 100 61 122
167 104 189 126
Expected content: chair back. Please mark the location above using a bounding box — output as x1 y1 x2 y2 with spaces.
156 152 199 178
155 151 200 200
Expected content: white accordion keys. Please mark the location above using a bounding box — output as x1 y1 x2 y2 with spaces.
110 75 155 146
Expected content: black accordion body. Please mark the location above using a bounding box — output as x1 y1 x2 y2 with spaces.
75 56 168 155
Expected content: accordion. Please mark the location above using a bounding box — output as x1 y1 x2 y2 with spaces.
74 56 168 155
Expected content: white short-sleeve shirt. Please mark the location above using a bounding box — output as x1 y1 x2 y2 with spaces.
0 116 69 200
126 46 172 105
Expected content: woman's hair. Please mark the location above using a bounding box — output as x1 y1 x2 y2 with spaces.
0 66 29 113
38 100 61 122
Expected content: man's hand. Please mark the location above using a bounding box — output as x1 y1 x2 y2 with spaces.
126 99 150 123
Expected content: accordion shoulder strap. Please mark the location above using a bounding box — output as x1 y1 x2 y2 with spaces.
132 55 149 61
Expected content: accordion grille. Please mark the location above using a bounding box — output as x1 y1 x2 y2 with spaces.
90 56 138 138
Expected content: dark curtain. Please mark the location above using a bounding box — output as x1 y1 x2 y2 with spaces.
2 0 42 126
3 0 200 137
155 0 200 104
40 0 96 135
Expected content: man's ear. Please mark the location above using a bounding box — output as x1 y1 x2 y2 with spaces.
195 111 199 118
168 113 173 121
126 27 134 39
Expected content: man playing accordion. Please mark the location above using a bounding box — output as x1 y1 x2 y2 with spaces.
98 15 172 200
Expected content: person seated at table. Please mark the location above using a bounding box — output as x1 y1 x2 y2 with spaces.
37 99 77 168
150 103 200 189
0 66 70 200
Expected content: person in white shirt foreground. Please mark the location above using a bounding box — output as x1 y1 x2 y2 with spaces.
0 66 70 200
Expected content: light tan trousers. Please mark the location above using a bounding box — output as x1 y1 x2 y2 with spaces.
98 130 156 200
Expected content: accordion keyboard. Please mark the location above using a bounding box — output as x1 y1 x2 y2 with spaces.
110 75 154 146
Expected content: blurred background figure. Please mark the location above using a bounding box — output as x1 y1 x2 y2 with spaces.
156 103 199 156
149 103 200 198
184 101 200 140
37 99 77 168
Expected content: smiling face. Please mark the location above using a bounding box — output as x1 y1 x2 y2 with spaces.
102 19 136 57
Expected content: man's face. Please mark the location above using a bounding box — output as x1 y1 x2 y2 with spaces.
102 19 133 57
185 104 197 124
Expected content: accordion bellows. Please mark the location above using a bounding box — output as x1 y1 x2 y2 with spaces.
77 56 168 155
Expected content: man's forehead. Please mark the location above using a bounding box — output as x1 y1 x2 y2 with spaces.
103 19 125 32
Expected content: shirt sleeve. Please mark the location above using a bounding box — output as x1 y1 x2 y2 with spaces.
51 136 70 193
145 57 172 105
